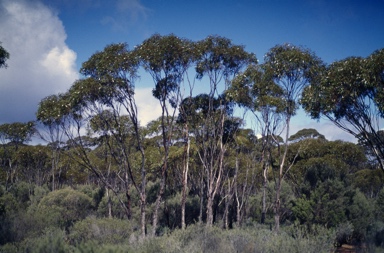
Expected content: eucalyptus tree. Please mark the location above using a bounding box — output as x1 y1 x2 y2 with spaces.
89 111 135 219
0 42 9 69
302 48 384 172
222 127 259 228
46 43 148 237
191 35 256 226
134 34 195 234
36 94 67 191
14 145 50 188
0 121 35 189
229 63 285 224
262 43 325 231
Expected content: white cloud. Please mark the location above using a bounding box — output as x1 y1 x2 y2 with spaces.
135 87 162 126
101 0 151 32
0 0 78 124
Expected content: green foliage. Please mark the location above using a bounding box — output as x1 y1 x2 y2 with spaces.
195 35 257 81
292 180 349 227
75 185 104 210
97 191 129 219
127 223 335 253
0 122 36 146
36 94 68 126
69 216 133 245
263 43 325 117
289 128 326 142
301 48 384 171
345 190 374 241
135 34 193 105
2 36 384 251
377 188 384 221
23 228 73 253
38 187 93 229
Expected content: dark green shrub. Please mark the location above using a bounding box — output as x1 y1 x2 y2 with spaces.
97 192 128 219
38 187 93 229
23 228 73 253
75 184 104 210
69 216 133 245
9 182 31 210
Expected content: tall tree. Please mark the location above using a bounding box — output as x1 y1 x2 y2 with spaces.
36 94 67 191
229 63 285 224
262 43 324 232
302 48 384 172
48 43 148 237
193 36 256 226
0 121 36 189
135 34 194 235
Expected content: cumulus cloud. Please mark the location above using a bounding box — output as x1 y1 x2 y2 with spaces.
135 87 162 126
0 0 78 124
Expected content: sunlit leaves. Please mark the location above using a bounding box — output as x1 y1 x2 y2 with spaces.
0 121 36 146
302 48 384 120
301 48 384 171
264 43 325 117
135 34 193 104
195 35 257 83
229 64 285 113
36 94 70 126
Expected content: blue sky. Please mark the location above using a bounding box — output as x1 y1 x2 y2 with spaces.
0 0 383 142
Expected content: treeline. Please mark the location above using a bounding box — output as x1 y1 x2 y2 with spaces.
0 35 383 251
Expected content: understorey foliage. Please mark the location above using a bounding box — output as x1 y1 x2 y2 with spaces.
0 35 383 251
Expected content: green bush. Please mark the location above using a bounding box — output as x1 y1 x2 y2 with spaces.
22 228 74 253
97 192 129 219
38 187 93 229
75 184 104 210
128 223 335 253
69 216 133 245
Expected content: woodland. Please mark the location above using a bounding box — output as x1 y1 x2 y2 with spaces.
0 35 384 252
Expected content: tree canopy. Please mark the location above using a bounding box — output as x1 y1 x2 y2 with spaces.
302 48 384 171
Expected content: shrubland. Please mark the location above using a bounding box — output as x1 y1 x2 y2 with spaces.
1 35 383 252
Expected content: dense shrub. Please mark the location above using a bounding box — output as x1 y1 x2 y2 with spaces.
22 228 74 253
37 187 93 229
69 216 134 245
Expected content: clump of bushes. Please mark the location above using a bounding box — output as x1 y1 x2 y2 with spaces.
69 216 134 245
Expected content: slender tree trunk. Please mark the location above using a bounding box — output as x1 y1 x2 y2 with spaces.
152 167 166 236
223 179 231 229
139 147 147 239
234 155 246 228
205 115 225 227
125 171 131 220
274 117 290 232
51 152 55 191
181 125 190 230
151 177 163 235
206 191 214 226
198 175 204 224
261 158 269 224
236 196 241 227
106 187 112 218
140 194 146 238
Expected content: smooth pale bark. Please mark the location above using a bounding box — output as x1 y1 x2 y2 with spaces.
106 187 112 218
181 125 190 230
261 152 269 224
274 117 290 232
